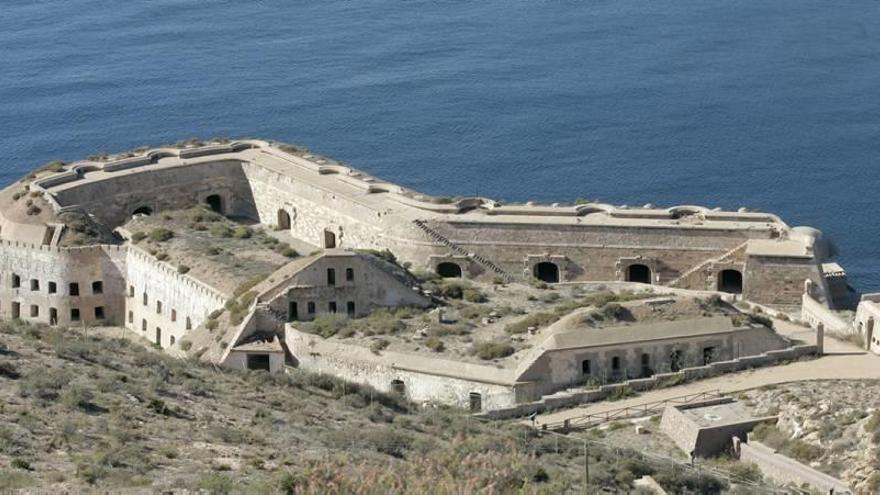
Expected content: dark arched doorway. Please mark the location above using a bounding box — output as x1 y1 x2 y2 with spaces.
323 229 336 249
132 206 152 216
627 264 652 284
718 269 743 294
436 262 462 278
277 209 291 230
534 262 559 283
205 194 223 214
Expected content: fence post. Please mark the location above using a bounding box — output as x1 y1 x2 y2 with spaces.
583 440 590 493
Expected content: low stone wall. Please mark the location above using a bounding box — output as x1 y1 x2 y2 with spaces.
738 439 849 493
801 292 852 335
483 344 817 419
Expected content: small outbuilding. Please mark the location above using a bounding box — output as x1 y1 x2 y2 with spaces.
659 398 776 458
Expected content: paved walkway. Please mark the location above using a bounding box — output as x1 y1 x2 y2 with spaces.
533 321 880 428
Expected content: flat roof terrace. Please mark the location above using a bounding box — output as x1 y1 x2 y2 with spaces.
31 140 794 234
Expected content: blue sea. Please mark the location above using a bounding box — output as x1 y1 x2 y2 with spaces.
1 1 878 291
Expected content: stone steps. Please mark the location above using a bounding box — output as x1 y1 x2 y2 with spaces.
412 220 513 281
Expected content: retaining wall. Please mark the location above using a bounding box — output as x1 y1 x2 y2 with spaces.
738 440 849 493
483 344 817 419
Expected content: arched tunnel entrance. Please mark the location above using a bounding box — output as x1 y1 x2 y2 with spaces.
718 269 743 294
436 262 462 278
627 264 652 284
534 262 560 283
205 194 224 214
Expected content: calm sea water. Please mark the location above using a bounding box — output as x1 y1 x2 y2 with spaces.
1 1 878 290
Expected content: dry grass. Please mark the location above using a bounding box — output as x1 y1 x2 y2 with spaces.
0 320 595 493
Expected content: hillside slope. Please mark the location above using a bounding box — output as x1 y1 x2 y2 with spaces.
0 321 579 493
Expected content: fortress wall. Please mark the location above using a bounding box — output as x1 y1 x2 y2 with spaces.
286 328 519 410
744 256 822 306
124 246 227 349
51 160 258 227
0 241 126 326
241 162 429 260
426 220 754 282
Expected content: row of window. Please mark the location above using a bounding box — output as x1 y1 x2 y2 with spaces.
288 300 356 321
128 310 192 330
10 275 103 296
129 286 190 326
581 346 718 379
326 268 355 286
9 301 103 323
135 320 175 348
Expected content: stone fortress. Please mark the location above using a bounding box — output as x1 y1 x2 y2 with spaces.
0 138 867 412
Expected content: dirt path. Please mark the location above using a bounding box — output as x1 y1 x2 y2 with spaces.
533 320 880 428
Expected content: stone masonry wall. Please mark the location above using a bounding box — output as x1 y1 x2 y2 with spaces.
0 240 126 326
286 328 519 411
124 246 227 349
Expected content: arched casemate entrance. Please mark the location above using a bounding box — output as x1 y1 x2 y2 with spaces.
277 209 291 230
132 206 152 216
534 262 560 283
718 269 743 294
205 194 224 214
436 262 462 278
627 264 652 284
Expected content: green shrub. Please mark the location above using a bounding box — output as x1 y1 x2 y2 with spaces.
233 226 252 239
148 228 173 242
199 473 234 494
179 340 192 351
727 461 762 483
463 288 487 303
130 231 147 243
425 336 444 352
209 224 233 237
505 312 557 334
309 314 349 338
370 339 390 354
61 385 95 411
472 341 515 360
155 252 169 261
177 264 190 274
234 274 269 297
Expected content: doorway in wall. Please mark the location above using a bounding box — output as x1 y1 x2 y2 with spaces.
277 209 291 230
436 262 462 278
205 194 223 214
288 301 298 322
246 354 271 371
323 229 337 249
627 264 652 284
534 262 559 283
469 392 482 412
718 269 743 294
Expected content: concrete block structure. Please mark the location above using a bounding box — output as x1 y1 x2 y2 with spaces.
659 398 776 458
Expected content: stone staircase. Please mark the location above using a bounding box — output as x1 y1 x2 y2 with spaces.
668 240 750 289
412 219 513 281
